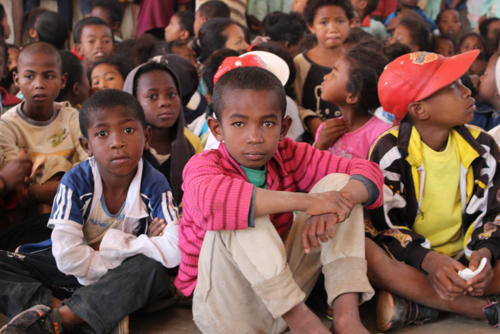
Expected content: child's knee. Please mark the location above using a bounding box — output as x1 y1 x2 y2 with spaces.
310 173 350 194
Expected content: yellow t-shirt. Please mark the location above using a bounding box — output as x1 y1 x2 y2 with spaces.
413 134 464 256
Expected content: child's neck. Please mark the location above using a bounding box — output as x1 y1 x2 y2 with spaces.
307 44 343 68
22 102 54 122
150 126 174 155
340 106 371 132
413 122 450 152
100 167 136 214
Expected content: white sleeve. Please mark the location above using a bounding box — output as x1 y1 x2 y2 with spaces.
51 221 115 286
98 222 180 269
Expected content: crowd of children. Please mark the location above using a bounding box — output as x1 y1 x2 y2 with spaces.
0 0 500 333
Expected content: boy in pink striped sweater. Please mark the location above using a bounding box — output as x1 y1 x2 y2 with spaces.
176 65 384 333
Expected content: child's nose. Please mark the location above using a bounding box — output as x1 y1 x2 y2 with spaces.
248 126 263 143
110 133 126 148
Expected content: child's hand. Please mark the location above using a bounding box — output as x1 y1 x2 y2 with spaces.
148 218 167 237
0 150 32 193
465 248 493 296
421 251 468 300
301 191 354 253
315 118 347 150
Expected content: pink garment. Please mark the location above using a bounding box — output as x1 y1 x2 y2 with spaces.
175 137 384 296
135 0 190 37
319 117 391 159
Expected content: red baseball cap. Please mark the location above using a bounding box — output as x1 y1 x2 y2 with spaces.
378 50 480 123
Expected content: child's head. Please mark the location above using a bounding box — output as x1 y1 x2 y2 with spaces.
390 16 431 52
350 0 379 19
56 50 89 106
0 4 10 40
164 11 194 42
159 54 199 106
89 57 130 92
210 66 289 169
165 40 198 70
378 50 479 126
24 7 49 42
123 58 182 131
303 0 354 50
261 11 307 57
479 17 500 53
478 52 500 106
433 34 455 58
194 0 230 37
89 0 123 36
201 48 240 97
7 44 20 72
321 44 388 114
14 42 66 112
458 32 485 54
436 8 461 37
198 18 249 62
35 11 69 49
73 17 114 65
79 89 148 179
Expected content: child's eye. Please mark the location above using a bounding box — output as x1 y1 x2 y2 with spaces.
97 130 108 137
232 121 244 128
88 39 95 44
124 127 135 134
24 74 34 79
105 75 116 81
46 74 55 79
147 94 158 100
168 92 178 98
263 121 275 128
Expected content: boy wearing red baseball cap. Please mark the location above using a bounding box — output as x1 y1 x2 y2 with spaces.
366 49 500 331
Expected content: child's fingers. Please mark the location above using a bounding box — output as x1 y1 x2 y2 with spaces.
316 216 328 243
307 219 321 249
301 218 312 253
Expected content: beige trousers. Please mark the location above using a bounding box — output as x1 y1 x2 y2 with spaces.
193 173 374 334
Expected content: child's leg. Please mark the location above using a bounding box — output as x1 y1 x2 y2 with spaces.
366 238 488 319
63 254 174 334
288 173 373 333
0 249 74 318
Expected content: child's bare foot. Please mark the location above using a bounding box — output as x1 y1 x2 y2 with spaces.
283 302 331 334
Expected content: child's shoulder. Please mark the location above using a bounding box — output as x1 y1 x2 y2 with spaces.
60 158 94 192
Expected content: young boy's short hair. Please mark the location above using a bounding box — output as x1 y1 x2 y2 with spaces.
57 50 84 102
91 0 123 25
175 11 195 38
198 0 230 19
262 11 307 47
79 89 146 137
19 41 62 73
378 50 479 123
303 0 355 25
397 16 432 51
211 66 286 119
73 16 113 44
88 56 134 85
36 11 69 50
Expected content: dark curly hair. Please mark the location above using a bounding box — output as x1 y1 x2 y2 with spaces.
303 0 354 25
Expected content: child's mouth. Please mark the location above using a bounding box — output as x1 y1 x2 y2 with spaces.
33 95 47 102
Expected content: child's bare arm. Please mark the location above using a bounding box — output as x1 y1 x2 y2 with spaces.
28 176 61 204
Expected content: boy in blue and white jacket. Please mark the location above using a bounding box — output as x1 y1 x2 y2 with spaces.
0 90 180 334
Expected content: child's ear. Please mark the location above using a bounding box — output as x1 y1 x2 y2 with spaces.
12 70 19 89
408 102 429 121
144 125 152 149
28 28 37 41
79 136 92 156
280 116 292 140
346 93 359 105
179 29 190 42
60 72 68 90
307 23 316 35
75 43 82 55
207 116 223 142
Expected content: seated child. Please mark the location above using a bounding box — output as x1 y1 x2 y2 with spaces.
193 0 230 38
73 17 114 72
433 34 455 57
365 50 500 331
295 0 352 139
436 8 462 38
165 40 198 73
35 10 68 50
89 57 130 93
458 32 488 76
0 42 21 112
164 10 194 43
351 0 389 39
176 65 385 333
388 15 432 52
123 56 201 205
261 11 307 57
314 44 391 159
0 42 87 208
56 51 90 109
89 0 124 41
198 18 249 63
0 89 180 334
472 51 500 130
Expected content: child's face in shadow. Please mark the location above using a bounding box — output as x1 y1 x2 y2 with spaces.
77 25 113 64
223 24 249 53
390 24 417 51
14 51 66 112
209 88 290 169
90 63 124 92
136 70 181 130
460 36 483 54
438 9 461 36
320 55 350 105
478 54 499 104
435 38 455 57
80 106 148 180
308 5 350 49
7 47 19 72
